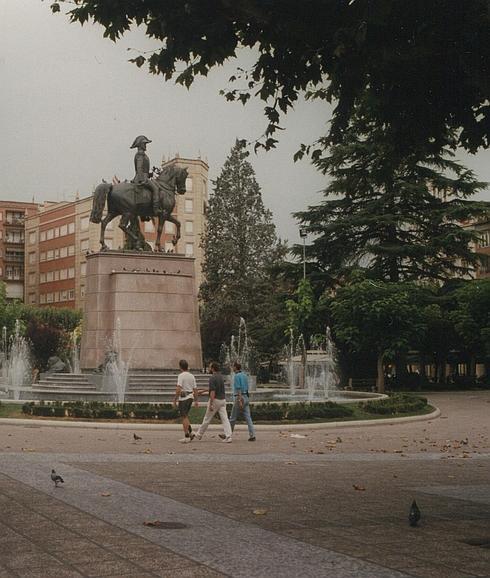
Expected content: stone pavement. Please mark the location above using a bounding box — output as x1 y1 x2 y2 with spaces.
0 392 489 577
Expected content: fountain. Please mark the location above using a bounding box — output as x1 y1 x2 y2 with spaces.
219 317 257 389
70 330 81 374
5 320 32 400
102 319 130 403
279 327 340 401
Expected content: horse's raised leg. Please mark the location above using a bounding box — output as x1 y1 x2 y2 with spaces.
155 215 165 252
100 212 117 251
166 215 181 247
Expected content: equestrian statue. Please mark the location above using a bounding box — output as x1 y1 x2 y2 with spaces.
89 136 187 252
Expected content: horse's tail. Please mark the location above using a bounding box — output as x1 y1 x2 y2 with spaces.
90 183 112 224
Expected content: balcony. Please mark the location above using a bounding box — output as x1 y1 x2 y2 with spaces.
4 254 25 263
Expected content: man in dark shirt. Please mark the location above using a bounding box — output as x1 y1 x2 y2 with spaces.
196 362 232 442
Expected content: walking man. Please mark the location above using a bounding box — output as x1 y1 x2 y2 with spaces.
221 361 256 441
173 359 199 443
196 362 232 443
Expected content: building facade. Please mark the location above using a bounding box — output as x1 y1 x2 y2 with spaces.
0 200 40 300
24 156 208 308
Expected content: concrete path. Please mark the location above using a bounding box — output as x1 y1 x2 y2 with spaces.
0 392 489 577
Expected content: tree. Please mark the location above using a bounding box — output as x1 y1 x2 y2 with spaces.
51 0 490 155
450 279 490 377
331 279 425 392
295 112 488 285
200 139 285 359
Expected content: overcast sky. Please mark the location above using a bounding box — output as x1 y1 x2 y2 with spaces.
1 1 488 243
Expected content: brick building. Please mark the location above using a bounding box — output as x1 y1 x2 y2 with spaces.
24 156 208 309
0 200 40 300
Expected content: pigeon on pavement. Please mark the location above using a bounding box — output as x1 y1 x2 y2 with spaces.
133 433 142 441
51 469 64 487
409 500 421 527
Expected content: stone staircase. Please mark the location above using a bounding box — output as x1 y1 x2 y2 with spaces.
27 372 214 403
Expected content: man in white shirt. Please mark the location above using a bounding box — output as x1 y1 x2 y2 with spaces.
173 359 199 443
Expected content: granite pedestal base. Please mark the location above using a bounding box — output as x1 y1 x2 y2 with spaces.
80 251 203 370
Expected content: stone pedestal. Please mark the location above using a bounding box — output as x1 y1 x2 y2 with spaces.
80 251 203 370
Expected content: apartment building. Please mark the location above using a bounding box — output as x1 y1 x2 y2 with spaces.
0 200 39 300
465 217 490 279
24 156 208 309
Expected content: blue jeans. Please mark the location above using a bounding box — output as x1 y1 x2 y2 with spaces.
229 395 255 437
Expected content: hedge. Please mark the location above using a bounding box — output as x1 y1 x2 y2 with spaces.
360 393 429 415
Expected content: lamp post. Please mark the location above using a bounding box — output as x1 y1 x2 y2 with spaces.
299 227 307 280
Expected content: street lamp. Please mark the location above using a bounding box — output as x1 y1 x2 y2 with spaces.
299 227 307 280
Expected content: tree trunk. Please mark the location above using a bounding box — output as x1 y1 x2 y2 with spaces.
376 353 385 393
469 355 476 378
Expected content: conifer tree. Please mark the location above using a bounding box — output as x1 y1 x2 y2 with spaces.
200 140 286 359
295 113 488 284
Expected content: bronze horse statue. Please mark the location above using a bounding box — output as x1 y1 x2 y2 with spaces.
90 165 188 251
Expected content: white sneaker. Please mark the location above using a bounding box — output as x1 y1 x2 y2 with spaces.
222 437 232 443
179 437 191 443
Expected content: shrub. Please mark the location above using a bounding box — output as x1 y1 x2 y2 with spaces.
97 407 118 419
361 393 429 415
157 405 179 420
250 403 286 421
286 402 354 420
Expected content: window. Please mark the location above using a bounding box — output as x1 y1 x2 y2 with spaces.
60 224 67 236
165 222 175 234
54 270 59 281
54 292 60 303
186 177 193 192
54 227 59 238
40 231 46 242
479 231 490 248
184 199 193 213
68 267 75 278
81 262 87 276
80 216 89 231
144 220 155 233
29 231 36 245
68 222 75 234
40 272 46 283
80 239 89 252
40 294 46 304
28 252 36 265
60 269 67 280
46 293 53 303
80 286 85 298
29 293 36 304
40 252 46 262
28 272 36 285
68 245 75 256
47 250 54 261
47 229 54 240
185 220 194 234
54 248 59 259
60 290 68 302
46 271 54 282
185 243 194 257
60 246 67 258
68 289 75 300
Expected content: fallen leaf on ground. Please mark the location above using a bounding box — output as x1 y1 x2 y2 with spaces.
142 448 152 454
285 461 297 465
100 492 111 497
290 434 307 439
144 520 162 527
21 448 35 452
353 484 366 491
252 509 268 515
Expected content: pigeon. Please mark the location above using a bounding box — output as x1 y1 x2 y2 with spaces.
51 469 64 487
133 433 142 441
409 500 421 527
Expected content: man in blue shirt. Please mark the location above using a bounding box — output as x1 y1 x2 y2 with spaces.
221 361 256 441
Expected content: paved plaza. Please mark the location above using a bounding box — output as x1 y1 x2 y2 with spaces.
0 392 489 577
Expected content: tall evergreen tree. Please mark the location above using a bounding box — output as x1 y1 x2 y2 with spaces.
200 140 286 360
295 113 488 284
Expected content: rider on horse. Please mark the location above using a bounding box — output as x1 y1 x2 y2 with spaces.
130 135 160 216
